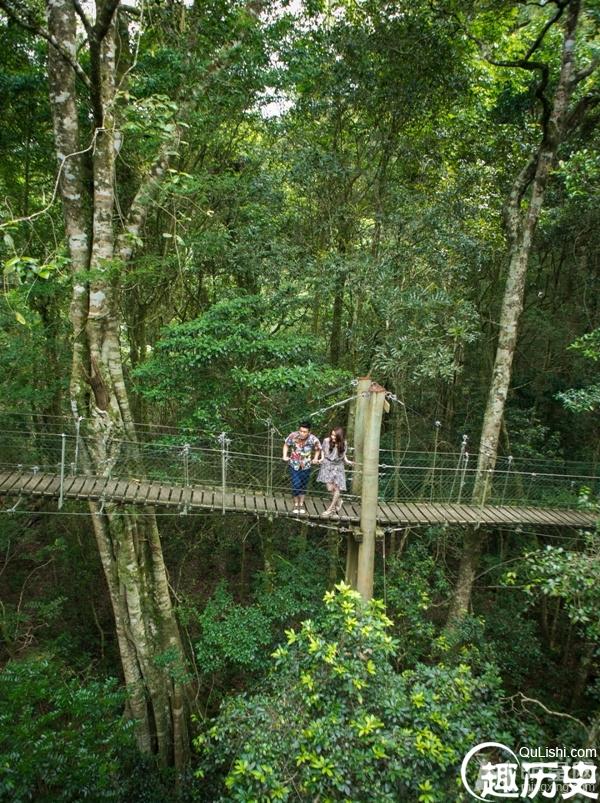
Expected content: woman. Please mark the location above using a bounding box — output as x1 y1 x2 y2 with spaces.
317 426 353 516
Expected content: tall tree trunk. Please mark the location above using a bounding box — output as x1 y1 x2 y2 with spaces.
448 0 584 624
45 0 190 767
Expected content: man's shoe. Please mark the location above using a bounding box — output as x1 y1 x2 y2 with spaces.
298 507 307 515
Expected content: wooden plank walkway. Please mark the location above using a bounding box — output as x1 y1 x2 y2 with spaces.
0 469 597 529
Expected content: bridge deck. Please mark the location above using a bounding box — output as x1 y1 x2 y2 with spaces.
0 470 596 529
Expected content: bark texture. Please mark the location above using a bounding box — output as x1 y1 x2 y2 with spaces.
45 0 190 767
448 0 585 624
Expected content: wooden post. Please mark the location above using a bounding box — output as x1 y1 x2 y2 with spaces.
356 383 387 600
351 377 371 496
345 378 371 588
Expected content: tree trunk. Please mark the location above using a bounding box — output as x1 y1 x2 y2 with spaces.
448 0 584 624
329 271 346 366
45 0 190 767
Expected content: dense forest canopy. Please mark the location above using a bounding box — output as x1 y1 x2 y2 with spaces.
0 0 598 800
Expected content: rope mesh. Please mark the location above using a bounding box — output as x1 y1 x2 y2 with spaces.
0 423 597 510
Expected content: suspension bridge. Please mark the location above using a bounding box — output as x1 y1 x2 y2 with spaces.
0 418 597 530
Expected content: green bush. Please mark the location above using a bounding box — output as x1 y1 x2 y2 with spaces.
195 583 509 802
0 657 135 802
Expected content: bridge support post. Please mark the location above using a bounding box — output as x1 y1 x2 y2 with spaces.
345 378 371 589
266 420 274 495
58 432 66 510
218 433 230 515
356 383 387 601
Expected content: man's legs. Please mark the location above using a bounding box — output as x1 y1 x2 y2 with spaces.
289 466 300 509
296 468 311 512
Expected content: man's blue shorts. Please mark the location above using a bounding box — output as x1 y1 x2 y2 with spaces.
289 466 311 497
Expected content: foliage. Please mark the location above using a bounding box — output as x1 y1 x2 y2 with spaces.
519 531 600 645
0 657 135 802
378 539 450 666
134 294 350 430
195 583 508 802
503 407 563 460
180 552 329 704
557 329 600 413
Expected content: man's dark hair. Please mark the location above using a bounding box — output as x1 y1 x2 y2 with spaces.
299 420 311 430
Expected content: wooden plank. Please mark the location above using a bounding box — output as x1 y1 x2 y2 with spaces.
394 502 419 527
543 508 589 527
20 472 49 495
383 503 412 525
99 479 121 501
75 477 94 499
242 493 253 513
145 482 162 504
406 503 434 524
179 486 193 511
466 506 501 526
223 492 237 512
60 476 81 498
567 511 599 527
418 503 454 524
205 489 215 510
346 502 361 522
488 505 526 525
156 485 174 506
240 493 252 515
2 471 25 496
377 501 398 524
254 494 267 514
65 476 88 498
11 472 37 495
303 497 319 518
401 502 431 525
272 495 287 516
189 487 205 509
4 472 31 495
32 474 59 497
3 472 24 494
122 481 141 503
0 471 16 491
168 487 184 509
21 473 39 494
539 508 581 527
439 504 478 525
135 482 153 505
264 494 277 514
41 475 63 498
507 507 549 526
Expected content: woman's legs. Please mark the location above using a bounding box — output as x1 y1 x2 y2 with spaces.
331 484 341 511
323 482 339 515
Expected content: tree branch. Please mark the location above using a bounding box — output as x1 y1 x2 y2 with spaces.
566 92 600 133
0 0 91 89
72 0 92 34
512 692 589 734
521 0 568 62
570 56 600 87
92 0 121 43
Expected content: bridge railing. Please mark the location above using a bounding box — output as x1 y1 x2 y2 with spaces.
0 426 597 511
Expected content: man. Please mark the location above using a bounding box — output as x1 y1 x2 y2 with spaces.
283 421 321 514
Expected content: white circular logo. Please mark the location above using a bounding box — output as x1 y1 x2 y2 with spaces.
461 741 522 801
